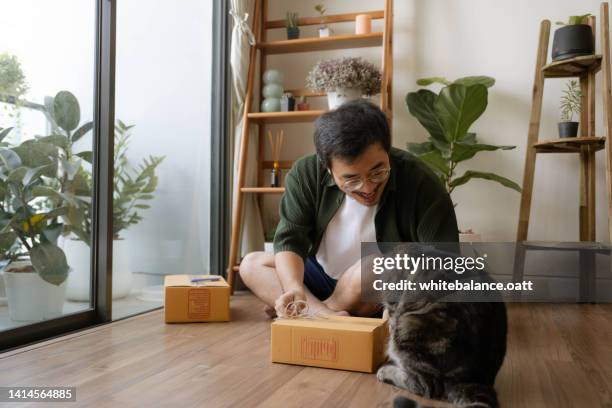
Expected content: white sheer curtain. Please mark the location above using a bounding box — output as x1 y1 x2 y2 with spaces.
230 0 264 258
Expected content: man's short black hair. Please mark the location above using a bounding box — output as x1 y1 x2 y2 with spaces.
314 99 390 169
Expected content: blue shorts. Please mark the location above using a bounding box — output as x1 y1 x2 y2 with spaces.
303 256 337 301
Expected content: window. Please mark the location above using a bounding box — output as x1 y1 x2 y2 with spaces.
0 0 228 349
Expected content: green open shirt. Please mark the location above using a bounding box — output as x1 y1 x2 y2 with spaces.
273 147 459 260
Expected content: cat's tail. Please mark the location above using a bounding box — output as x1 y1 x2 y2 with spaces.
392 383 498 408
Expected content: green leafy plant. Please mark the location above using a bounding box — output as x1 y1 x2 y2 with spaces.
405 75 521 199
560 80 582 122
0 53 28 100
111 121 164 239
0 126 69 285
556 14 591 26
315 3 327 26
286 12 299 28
0 90 164 285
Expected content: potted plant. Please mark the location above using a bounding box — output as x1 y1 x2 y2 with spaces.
552 14 594 61
0 53 29 127
315 4 330 37
405 76 521 241
306 57 382 109
0 127 70 321
286 12 300 40
296 95 310 111
558 80 582 138
61 119 164 301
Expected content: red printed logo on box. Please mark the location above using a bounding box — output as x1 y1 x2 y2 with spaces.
188 289 210 319
299 336 339 362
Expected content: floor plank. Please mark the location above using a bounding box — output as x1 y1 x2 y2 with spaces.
1 294 611 407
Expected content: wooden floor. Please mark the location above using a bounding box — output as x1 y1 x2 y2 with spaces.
1 293 612 407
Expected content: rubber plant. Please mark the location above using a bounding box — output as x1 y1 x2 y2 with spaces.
405 76 521 202
0 125 70 285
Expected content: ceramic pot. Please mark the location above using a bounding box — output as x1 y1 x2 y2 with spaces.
2 260 67 322
327 88 362 109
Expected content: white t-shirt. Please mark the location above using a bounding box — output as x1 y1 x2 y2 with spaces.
315 195 377 279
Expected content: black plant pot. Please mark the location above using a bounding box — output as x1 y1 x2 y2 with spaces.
552 24 594 61
286 27 300 40
558 121 579 138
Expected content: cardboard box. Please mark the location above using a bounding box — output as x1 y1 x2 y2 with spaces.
271 315 388 373
164 275 230 323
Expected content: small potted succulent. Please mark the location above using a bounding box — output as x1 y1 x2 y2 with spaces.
553 14 594 61
306 57 382 109
286 12 300 40
558 80 582 138
315 4 330 37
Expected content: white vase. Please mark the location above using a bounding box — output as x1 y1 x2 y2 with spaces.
62 236 133 301
327 88 362 110
319 27 330 37
2 261 67 322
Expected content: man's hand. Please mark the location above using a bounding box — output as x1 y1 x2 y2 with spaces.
275 288 307 317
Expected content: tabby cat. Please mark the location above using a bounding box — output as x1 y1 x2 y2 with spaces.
376 252 507 407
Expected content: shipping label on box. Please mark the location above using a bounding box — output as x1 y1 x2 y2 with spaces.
271 315 388 373
164 275 230 323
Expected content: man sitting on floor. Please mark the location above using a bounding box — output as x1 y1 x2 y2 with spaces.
240 100 458 317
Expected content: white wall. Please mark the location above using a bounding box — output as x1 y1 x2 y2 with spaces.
266 0 610 242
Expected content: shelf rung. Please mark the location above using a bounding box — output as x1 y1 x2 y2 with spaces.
265 10 384 29
533 136 605 153
542 54 602 78
257 32 383 55
285 89 326 97
240 187 285 194
247 110 325 124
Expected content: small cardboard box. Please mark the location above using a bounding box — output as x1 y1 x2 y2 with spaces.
271 315 388 373
164 275 230 323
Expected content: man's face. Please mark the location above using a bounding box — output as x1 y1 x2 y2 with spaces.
329 143 391 206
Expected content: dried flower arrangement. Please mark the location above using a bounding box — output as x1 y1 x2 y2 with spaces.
306 57 382 96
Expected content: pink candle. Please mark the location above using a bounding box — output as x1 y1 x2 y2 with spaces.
355 14 372 35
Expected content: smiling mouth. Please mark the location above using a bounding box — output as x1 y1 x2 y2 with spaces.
354 184 380 201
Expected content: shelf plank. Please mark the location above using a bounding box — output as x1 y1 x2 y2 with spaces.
240 187 285 194
265 11 384 29
519 240 612 253
285 89 326 97
247 110 325 124
542 54 602 78
257 32 383 54
533 136 605 153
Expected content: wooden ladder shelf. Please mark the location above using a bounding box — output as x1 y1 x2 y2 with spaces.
227 0 394 292
513 2 612 300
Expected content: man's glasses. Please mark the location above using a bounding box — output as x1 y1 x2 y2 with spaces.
333 166 391 193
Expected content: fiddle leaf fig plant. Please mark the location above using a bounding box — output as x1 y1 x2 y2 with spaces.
405 76 521 199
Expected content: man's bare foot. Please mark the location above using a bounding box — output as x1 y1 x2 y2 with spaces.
263 305 277 319
309 302 349 316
